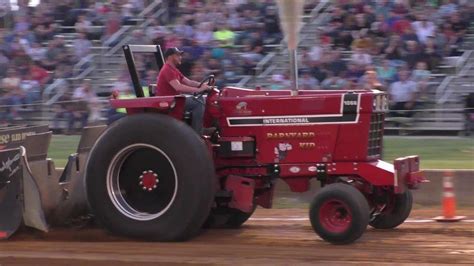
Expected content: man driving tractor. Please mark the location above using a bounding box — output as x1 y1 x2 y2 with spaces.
156 47 212 135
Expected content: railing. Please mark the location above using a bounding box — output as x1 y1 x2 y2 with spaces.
40 0 161 105
455 50 472 73
104 1 164 56
103 0 163 48
254 52 276 77
309 0 329 23
436 50 473 105
103 26 133 48
73 54 95 76
234 76 252 88
105 8 166 56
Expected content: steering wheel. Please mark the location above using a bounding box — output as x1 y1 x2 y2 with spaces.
194 74 216 97
198 74 215 88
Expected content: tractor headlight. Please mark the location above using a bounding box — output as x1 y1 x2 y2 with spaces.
373 94 388 112
382 94 388 111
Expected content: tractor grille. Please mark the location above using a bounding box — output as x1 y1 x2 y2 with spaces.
368 113 384 157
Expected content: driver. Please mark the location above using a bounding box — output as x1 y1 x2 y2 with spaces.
156 47 211 135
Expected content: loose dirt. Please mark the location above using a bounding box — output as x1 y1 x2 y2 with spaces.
0 208 473 265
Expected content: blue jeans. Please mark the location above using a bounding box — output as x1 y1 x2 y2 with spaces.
185 96 205 135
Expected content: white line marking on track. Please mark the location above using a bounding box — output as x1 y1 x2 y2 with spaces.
250 218 309 221
249 217 474 223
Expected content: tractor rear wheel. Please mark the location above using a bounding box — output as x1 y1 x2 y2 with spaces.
369 190 413 229
309 183 370 245
86 114 215 241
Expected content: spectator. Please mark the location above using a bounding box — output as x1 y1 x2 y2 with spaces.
194 22 213 47
28 61 51 86
402 40 423 69
345 62 364 83
309 65 326 84
411 14 436 44
1 68 23 120
174 16 195 40
423 37 442 69
388 70 419 117
393 14 412 35
262 5 281 44
213 24 235 47
321 71 348 90
0 51 9 78
327 48 347 76
308 44 323 65
438 0 458 19
376 59 397 86
74 14 93 34
351 47 372 69
103 4 121 40
411 61 431 99
448 12 468 55
375 0 392 19
33 14 57 42
401 25 419 44
299 69 319 90
359 70 383 90
26 42 47 63
240 40 262 75
73 32 92 62
42 35 69 70
19 74 41 107
270 73 290 90
54 80 94 134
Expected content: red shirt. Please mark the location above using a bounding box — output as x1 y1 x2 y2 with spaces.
156 63 184 96
393 19 411 35
30 65 49 85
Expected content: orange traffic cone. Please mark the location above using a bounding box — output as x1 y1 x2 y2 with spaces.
433 171 465 222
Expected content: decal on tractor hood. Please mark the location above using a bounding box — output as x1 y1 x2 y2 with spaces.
227 93 360 127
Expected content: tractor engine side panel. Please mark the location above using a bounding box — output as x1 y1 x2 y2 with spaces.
217 90 374 164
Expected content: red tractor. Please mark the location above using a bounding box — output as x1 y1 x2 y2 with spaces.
85 45 425 244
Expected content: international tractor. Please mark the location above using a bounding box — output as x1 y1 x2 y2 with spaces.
83 44 425 244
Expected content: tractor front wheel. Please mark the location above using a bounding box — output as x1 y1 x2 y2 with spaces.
309 183 370 244
369 190 413 229
86 114 215 241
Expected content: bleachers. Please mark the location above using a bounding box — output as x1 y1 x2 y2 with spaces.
243 5 474 136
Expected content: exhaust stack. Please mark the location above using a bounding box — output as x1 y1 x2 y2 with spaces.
276 0 305 95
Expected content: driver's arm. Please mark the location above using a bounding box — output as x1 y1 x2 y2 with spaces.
169 79 205 93
182 77 201 88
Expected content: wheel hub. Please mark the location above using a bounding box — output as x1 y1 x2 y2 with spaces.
319 200 352 233
139 170 159 192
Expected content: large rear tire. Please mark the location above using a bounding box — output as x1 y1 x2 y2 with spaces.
86 114 215 241
369 190 413 229
309 183 370 245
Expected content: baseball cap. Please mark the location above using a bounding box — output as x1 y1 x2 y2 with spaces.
164 47 184 58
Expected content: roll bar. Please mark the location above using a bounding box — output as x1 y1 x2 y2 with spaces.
122 45 165 98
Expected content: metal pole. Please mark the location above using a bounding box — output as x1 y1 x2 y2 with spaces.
122 45 145 98
276 0 304 96
289 49 298 96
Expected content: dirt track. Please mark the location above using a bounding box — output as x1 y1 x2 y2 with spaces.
0 208 473 265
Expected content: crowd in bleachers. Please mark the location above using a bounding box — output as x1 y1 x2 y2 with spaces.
0 0 153 127
128 0 292 88
271 0 473 118
0 0 294 131
1 0 473 131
